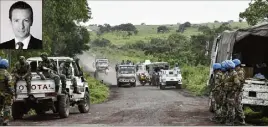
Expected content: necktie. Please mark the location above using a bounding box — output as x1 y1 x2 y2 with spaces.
17 42 24 49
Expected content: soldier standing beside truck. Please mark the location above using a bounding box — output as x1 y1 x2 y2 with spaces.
223 60 240 126
210 63 223 123
36 52 67 93
0 59 14 126
232 59 246 125
59 59 81 94
13 56 32 96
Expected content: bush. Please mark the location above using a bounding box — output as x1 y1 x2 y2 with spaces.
181 65 210 96
84 73 109 104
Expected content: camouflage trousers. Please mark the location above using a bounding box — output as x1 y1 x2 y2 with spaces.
15 76 31 93
0 94 13 124
43 72 65 92
60 75 78 88
225 91 236 125
212 90 224 119
235 91 245 122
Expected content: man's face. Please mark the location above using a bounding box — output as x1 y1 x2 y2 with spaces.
65 62 70 67
41 56 47 61
10 9 32 39
19 58 25 64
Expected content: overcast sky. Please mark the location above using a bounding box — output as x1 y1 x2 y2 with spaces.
86 1 251 26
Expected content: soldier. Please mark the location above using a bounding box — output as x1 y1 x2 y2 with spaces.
223 60 240 126
13 56 32 96
219 61 228 124
210 63 223 123
36 52 67 93
0 59 14 126
232 59 246 125
59 59 81 94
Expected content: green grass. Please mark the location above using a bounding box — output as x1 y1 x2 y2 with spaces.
85 73 109 104
90 22 249 46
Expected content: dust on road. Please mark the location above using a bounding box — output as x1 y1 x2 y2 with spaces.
9 51 218 126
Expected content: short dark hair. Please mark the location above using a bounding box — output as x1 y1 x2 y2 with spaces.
9 1 33 22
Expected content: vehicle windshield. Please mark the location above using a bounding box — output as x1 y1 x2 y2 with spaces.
97 61 108 65
119 68 135 74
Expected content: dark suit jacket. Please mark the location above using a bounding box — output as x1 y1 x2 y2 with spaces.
0 36 42 49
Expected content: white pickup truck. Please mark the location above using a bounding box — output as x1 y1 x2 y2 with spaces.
93 58 109 78
12 57 90 119
159 69 183 90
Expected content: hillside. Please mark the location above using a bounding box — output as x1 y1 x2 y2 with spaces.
89 22 249 46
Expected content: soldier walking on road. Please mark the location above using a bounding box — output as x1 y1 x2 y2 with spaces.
36 52 67 93
233 59 246 125
223 60 240 126
13 56 32 96
0 59 14 126
59 59 81 94
210 63 224 123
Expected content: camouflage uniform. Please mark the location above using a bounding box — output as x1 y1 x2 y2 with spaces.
37 53 64 93
223 69 240 125
59 60 80 94
0 69 14 125
211 71 224 122
13 56 32 95
235 67 246 124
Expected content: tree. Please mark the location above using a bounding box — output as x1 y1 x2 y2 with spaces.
157 26 169 33
239 0 268 26
184 22 191 27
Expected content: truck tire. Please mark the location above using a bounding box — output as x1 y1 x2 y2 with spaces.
58 94 70 118
78 91 90 113
117 82 121 87
132 83 136 87
12 102 25 120
176 84 182 89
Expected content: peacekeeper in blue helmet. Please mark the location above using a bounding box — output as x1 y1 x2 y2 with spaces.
232 59 246 125
0 59 14 126
222 60 240 126
210 63 225 123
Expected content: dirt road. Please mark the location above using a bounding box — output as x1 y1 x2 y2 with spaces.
10 51 218 126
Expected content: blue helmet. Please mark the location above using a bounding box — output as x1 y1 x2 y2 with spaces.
221 61 226 71
0 59 9 68
225 60 235 69
213 63 221 70
232 59 241 67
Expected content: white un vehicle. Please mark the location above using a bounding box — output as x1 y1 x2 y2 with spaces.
12 57 90 119
159 69 183 90
93 58 109 78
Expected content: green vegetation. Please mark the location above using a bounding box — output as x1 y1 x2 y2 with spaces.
84 73 109 104
239 0 268 26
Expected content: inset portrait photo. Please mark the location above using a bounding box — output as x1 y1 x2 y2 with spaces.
0 0 43 50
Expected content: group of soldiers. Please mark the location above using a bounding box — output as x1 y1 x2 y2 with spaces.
0 52 81 125
211 59 246 126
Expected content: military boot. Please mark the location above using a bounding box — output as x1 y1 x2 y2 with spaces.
73 86 81 94
61 83 68 94
55 85 60 93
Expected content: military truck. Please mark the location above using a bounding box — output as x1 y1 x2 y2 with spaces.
12 57 90 119
116 64 136 87
208 22 268 112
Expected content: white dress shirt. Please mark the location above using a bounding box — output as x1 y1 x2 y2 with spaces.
15 35 31 49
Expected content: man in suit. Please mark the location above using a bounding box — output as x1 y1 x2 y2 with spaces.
0 1 42 49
